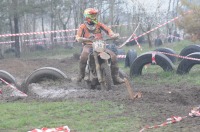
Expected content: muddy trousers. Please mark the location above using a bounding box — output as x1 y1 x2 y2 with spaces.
77 45 124 84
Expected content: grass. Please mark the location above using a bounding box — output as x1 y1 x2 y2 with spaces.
1 40 200 131
0 101 141 132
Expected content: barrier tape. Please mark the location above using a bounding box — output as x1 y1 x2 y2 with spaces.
118 23 140 48
139 116 187 132
0 41 15 45
28 125 70 132
117 55 126 58
189 106 200 117
0 78 27 97
120 10 193 48
155 51 200 61
140 105 200 132
133 33 143 51
152 52 156 64
0 23 136 38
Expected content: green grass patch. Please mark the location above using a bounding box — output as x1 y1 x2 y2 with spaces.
0 101 141 132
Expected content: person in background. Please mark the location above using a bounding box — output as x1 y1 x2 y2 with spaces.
75 8 124 84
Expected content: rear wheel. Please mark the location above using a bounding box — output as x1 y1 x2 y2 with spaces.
101 63 112 90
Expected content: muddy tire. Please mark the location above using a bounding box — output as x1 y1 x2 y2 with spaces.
177 52 200 74
154 47 177 63
22 67 68 93
179 44 200 61
0 70 16 85
125 49 137 67
101 63 112 90
130 52 175 77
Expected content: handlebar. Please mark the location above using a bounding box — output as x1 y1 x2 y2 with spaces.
87 33 119 42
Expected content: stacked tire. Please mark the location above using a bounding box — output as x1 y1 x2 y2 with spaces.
130 52 175 77
125 49 137 67
154 47 177 64
177 45 200 74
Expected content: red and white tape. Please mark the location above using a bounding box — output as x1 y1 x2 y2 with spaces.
0 23 135 38
152 52 156 64
28 125 70 132
0 78 27 97
189 106 200 117
117 55 126 58
0 29 77 38
0 41 15 45
139 116 187 132
118 10 192 48
140 105 200 132
155 51 200 61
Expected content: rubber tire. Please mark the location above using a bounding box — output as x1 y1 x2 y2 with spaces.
101 63 112 91
0 70 16 85
177 52 200 74
125 49 137 67
117 49 126 62
154 47 176 63
179 44 200 61
130 52 175 77
22 67 67 93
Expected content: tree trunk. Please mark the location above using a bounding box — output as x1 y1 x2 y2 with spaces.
12 0 20 58
14 14 20 58
147 24 152 48
9 17 15 48
167 0 172 35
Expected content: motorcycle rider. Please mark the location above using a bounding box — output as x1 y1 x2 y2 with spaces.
76 8 124 84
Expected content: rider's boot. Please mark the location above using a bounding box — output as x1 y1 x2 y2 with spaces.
77 62 86 82
111 64 125 85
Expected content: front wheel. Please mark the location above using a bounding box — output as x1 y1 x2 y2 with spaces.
100 63 112 90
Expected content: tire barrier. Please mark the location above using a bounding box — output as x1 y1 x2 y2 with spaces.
117 49 126 62
177 52 200 74
125 49 137 67
130 52 175 77
154 47 177 63
179 44 200 61
21 67 68 93
0 70 17 85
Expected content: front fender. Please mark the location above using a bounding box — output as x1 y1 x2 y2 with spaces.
99 52 110 60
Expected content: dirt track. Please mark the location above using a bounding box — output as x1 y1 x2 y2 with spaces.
0 56 199 131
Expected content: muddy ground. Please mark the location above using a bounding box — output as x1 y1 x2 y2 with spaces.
0 56 199 131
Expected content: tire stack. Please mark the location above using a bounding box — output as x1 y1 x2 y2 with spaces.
177 44 200 74
125 49 137 67
130 51 175 77
129 44 200 77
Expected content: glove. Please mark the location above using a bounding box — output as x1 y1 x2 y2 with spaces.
76 37 92 43
110 33 120 39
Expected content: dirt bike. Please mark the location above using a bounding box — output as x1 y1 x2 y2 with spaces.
83 37 117 91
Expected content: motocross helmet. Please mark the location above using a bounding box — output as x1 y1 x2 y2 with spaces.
84 8 98 24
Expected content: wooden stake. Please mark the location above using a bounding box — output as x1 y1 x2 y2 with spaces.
124 78 142 100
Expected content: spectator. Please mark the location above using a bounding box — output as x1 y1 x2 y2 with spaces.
154 36 163 47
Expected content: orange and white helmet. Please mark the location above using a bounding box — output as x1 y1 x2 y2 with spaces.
84 8 98 24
